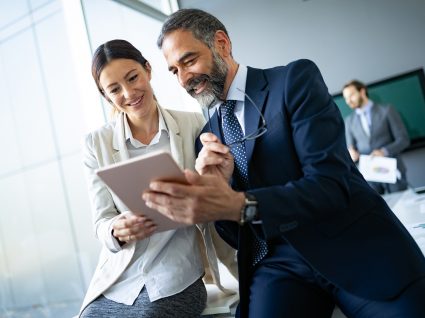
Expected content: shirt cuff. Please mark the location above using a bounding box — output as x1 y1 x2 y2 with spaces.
107 221 124 252
101 214 125 253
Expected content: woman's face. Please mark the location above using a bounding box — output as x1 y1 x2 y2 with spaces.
99 58 155 120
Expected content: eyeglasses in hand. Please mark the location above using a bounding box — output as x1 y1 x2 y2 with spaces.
207 88 267 147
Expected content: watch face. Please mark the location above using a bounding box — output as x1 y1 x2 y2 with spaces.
245 205 257 221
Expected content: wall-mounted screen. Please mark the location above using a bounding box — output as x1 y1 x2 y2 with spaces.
333 68 425 146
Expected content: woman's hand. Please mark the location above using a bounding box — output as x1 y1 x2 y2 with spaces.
112 212 157 244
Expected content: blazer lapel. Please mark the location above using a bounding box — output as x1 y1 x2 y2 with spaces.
112 112 130 163
244 67 269 164
159 106 184 169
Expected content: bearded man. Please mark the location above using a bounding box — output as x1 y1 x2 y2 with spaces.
142 9 425 318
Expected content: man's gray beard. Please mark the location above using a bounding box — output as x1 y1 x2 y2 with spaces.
193 51 228 110
196 93 217 110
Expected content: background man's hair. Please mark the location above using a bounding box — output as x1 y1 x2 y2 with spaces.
343 79 369 97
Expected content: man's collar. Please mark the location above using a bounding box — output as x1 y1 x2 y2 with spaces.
209 64 248 116
355 100 374 115
226 64 248 102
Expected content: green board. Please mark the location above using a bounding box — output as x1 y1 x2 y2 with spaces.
333 69 425 142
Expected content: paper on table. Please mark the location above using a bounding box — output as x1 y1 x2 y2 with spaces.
358 155 397 184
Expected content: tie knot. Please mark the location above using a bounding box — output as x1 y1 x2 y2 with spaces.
220 100 237 117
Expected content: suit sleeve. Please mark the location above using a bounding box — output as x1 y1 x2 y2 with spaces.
381 105 410 156
251 60 352 240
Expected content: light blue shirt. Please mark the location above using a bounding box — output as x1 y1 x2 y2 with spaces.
210 65 248 134
355 100 373 127
355 101 389 155
210 66 263 224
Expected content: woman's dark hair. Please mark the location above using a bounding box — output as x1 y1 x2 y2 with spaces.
91 39 149 98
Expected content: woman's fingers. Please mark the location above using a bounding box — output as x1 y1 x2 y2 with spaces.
113 213 157 242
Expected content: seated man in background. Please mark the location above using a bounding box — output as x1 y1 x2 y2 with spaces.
343 80 410 194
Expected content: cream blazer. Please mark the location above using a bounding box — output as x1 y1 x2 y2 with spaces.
78 107 237 316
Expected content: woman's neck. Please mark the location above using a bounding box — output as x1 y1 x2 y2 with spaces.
127 103 159 145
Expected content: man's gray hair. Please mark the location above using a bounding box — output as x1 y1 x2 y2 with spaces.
157 9 229 49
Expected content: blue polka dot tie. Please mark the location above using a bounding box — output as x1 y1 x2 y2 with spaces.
220 100 268 266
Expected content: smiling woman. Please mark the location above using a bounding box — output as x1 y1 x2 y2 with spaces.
91 41 160 144
78 39 237 318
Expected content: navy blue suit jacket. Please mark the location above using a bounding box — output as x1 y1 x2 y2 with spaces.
195 59 425 316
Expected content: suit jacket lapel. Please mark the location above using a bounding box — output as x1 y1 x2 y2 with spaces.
370 103 380 139
244 67 269 164
209 108 224 143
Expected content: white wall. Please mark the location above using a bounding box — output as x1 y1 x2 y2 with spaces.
180 0 425 94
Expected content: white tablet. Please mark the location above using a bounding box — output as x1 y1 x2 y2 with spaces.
96 150 188 232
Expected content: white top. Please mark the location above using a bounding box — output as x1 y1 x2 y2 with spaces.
102 110 204 304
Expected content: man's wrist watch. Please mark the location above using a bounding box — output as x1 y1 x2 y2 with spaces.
240 193 259 225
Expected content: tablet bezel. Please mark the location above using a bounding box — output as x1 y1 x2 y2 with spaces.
96 150 188 232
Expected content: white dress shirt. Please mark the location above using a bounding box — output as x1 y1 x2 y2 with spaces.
103 109 204 305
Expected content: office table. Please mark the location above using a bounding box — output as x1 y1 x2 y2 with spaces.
383 188 425 255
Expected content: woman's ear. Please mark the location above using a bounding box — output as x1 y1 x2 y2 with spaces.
144 61 152 80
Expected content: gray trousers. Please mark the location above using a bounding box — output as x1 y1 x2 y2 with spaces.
80 278 207 318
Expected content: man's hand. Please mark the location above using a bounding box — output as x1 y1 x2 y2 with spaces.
370 149 385 157
112 212 157 243
195 133 234 181
348 146 360 162
142 169 245 225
